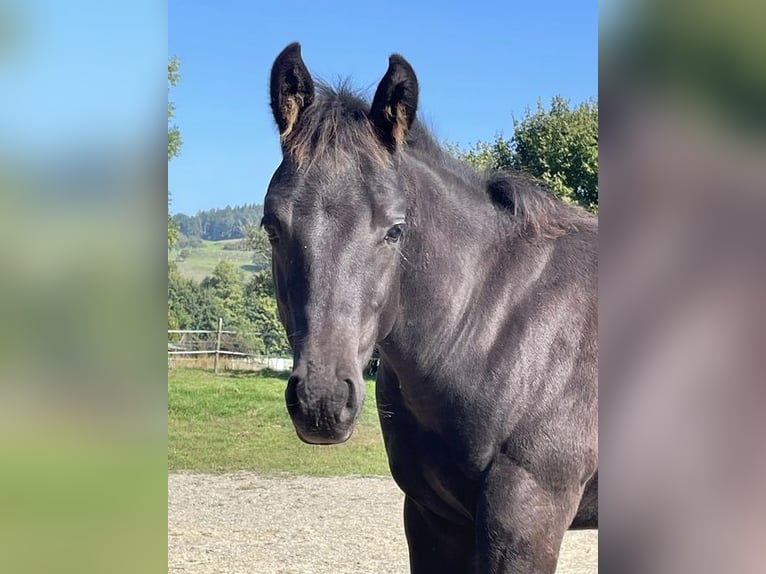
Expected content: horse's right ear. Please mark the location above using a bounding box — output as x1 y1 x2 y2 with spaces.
370 54 419 150
270 43 314 139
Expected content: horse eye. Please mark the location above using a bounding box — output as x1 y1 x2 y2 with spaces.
260 216 279 243
264 226 279 243
384 224 404 244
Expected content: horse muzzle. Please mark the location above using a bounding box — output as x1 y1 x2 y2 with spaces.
285 373 364 444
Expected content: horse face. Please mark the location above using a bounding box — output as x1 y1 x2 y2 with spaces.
263 159 406 444
265 43 418 444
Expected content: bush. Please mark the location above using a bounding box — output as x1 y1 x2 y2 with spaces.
221 241 249 251
177 234 203 249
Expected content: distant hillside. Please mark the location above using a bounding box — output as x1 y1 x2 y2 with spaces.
173 203 263 241
171 238 262 282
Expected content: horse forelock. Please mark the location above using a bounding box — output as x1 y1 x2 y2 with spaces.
282 82 391 170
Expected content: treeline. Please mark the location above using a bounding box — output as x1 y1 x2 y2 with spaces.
173 203 263 241
168 260 290 356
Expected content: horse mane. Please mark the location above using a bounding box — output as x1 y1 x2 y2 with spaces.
285 82 595 239
484 171 595 239
404 122 594 239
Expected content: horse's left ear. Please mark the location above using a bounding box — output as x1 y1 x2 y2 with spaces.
370 54 419 150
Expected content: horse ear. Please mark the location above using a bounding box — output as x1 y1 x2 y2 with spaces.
270 42 314 138
370 54 419 150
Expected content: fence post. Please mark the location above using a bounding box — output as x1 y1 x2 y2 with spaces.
213 317 223 374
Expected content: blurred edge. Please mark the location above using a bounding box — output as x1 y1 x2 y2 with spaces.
0 1 167 573
601 1 766 573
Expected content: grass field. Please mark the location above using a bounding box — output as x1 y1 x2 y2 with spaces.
171 239 262 282
168 368 390 475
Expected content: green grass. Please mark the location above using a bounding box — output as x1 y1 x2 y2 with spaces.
171 239 262 281
168 368 390 475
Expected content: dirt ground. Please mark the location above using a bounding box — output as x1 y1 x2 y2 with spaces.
169 472 597 573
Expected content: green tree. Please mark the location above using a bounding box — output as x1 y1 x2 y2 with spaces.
197 261 289 355
239 222 288 355
173 204 264 241
168 261 222 332
445 137 513 172
244 271 290 356
200 261 256 352
450 97 598 212
241 221 272 268
512 97 598 210
202 261 247 329
168 56 182 161
168 56 182 248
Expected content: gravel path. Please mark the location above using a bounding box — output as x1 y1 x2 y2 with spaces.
169 472 597 573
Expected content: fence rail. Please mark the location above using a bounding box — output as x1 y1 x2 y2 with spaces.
168 320 379 377
168 329 237 334
167 350 254 356
168 318 291 373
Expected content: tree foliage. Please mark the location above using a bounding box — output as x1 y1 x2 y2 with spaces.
513 97 598 210
168 261 221 332
173 203 264 242
243 272 288 355
168 260 290 356
241 220 272 267
168 56 182 162
168 56 182 248
450 97 598 212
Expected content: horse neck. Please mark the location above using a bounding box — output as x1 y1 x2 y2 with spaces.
379 150 505 375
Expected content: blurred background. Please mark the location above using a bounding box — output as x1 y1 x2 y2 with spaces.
0 1 166 572
600 0 766 572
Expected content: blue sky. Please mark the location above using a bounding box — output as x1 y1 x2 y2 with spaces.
169 0 597 215
0 0 164 161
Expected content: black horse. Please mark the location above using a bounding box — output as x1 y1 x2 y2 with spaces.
264 43 597 573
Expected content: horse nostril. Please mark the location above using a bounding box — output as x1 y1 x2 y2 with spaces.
286 375 302 407
344 379 356 410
